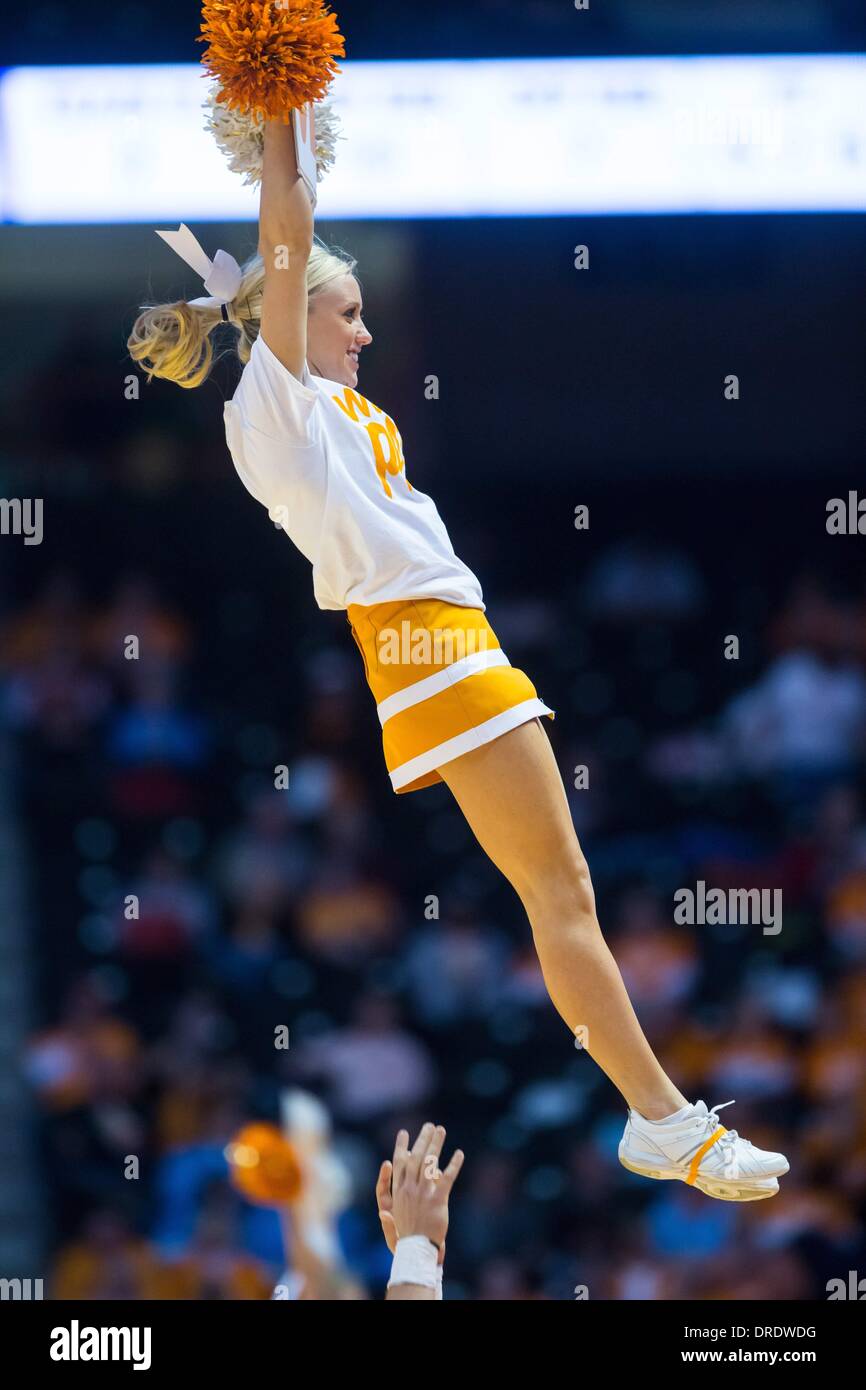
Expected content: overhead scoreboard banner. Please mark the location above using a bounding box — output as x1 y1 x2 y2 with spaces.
1 55 864 223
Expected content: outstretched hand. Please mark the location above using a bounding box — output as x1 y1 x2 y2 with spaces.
376 1122 463 1263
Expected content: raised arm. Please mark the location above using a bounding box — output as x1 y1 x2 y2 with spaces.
383 1123 464 1301
258 118 314 380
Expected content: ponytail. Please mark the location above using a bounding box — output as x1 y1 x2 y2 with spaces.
127 237 356 390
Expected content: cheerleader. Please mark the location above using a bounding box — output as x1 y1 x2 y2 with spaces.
128 117 788 1202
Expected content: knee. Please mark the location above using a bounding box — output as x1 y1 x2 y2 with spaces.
518 852 597 930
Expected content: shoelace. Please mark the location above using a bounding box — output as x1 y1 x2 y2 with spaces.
702 1099 754 1161
677 1099 750 1184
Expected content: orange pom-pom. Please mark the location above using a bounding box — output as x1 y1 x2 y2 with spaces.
198 0 345 122
226 1122 304 1206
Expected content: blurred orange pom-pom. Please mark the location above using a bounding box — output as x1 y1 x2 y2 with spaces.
226 1122 304 1206
198 0 345 121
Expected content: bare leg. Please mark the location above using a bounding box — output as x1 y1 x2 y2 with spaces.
436 718 688 1120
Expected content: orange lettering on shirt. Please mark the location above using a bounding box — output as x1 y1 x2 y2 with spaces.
331 388 374 423
332 388 412 497
383 416 410 490
367 422 402 496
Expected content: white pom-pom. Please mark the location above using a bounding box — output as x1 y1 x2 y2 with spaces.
203 83 343 189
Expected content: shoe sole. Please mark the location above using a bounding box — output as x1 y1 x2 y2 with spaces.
619 1151 787 1201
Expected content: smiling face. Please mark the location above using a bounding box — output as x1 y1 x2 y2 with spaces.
306 273 372 387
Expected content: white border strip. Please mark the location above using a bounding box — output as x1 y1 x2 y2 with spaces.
390 697 554 790
376 647 511 727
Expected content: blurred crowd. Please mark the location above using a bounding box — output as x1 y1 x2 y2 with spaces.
3 538 866 1299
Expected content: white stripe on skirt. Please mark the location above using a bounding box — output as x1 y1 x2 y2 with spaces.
375 647 512 727
389 697 554 790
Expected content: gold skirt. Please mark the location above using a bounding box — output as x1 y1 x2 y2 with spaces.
346 598 555 794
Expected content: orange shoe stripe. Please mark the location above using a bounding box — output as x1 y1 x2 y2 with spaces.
686 1127 727 1185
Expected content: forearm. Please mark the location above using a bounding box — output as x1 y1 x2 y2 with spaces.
386 1284 436 1301
280 1206 356 1301
259 119 314 256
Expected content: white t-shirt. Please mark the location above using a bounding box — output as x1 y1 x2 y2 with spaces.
223 335 485 613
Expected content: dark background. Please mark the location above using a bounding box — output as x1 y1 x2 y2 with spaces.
0 0 864 1302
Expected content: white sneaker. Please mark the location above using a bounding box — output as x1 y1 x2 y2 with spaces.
618 1099 789 1202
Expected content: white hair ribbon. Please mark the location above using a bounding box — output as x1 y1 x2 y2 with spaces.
155 223 243 309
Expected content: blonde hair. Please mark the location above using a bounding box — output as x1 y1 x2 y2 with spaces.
127 236 357 390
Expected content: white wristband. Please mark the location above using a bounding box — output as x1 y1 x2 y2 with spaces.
387 1235 439 1290
434 1264 443 1300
